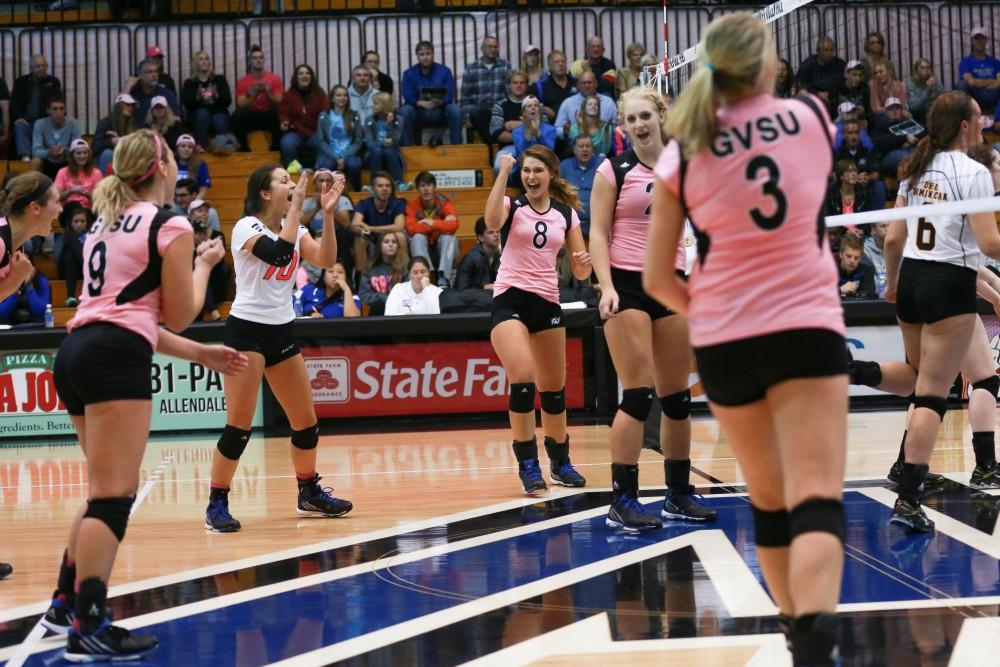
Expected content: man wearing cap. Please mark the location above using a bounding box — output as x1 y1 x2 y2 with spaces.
583 36 616 99
233 45 284 152
461 36 511 145
188 199 231 321
30 95 80 178
836 60 869 115
536 50 576 123
137 46 176 97
488 70 530 173
10 54 62 161
796 37 846 117
130 58 182 128
958 27 1000 120
833 101 874 152
174 178 220 233
870 97 921 178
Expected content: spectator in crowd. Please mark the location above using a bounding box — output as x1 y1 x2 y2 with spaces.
559 134 603 236
139 45 177 96
359 230 408 316
146 96 186 149
189 199 231 321
54 139 101 209
615 42 646 98
92 94 137 173
870 97 921 177
869 61 907 116
461 36 511 145
400 41 463 147
968 144 1000 194
489 70 530 172
835 120 886 209
569 94 612 156
233 45 284 152
131 58 182 126
512 96 556 176
385 256 442 316
863 221 889 292
302 169 355 271
53 202 91 307
31 96 80 178
837 60 869 115
0 75 9 152
405 171 459 288
796 36 846 116
302 262 361 318
958 27 1000 120
316 85 363 191
363 50 394 95
907 57 943 125
537 50 577 124
348 64 376 127
455 216 500 290
583 36 616 98
610 120 631 157
861 31 893 83
521 44 544 85
181 51 233 148
175 134 211 198
364 92 407 189
833 102 874 151
554 71 616 141
173 177 220 232
775 57 799 98
278 64 328 167
836 233 875 298
0 258 49 324
351 171 406 271
825 158 870 217
11 54 62 161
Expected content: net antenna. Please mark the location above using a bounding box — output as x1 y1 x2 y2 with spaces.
641 0 821 98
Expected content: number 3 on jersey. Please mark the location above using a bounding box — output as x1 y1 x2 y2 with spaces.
263 250 299 281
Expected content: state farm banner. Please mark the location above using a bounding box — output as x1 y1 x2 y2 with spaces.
302 340 585 418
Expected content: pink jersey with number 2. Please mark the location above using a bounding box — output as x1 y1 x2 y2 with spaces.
654 94 843 348
68 201 192 348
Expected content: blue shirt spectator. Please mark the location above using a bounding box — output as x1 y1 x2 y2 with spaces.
958 27 1000 118
402 60 456 108
559 135 604 234
0 270 49 324
300 264 361 318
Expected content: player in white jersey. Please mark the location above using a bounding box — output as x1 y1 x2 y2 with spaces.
884 91 1000 532
205 164 352 532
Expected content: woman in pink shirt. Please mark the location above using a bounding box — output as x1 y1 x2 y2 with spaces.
869 62 908 115
589 86 715 533
54 139 103 209
485 144 592 494
42 129 246 661
645 14 847 666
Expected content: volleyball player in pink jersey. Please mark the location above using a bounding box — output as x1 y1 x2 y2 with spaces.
645 15 848 665
0 173 62 300
45 129 248 661
204 164 351 532
590 86 715 532
486 144 592 494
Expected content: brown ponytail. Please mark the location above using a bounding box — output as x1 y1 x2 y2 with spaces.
0 172 54 218
520 144 583 211
899 91 977 189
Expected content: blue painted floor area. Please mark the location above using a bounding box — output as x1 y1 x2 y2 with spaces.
12 491 1000 665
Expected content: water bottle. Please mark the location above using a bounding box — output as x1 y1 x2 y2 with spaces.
44 304 54 328
293 290 303 317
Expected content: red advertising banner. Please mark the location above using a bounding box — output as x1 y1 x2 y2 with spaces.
302 340 585 418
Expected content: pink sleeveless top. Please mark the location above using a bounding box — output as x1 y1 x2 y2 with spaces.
494 195 580 304
597 152 684 273
68 201 192 348
654 94 844 348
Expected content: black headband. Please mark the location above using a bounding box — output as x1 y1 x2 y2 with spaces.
8 176 53 212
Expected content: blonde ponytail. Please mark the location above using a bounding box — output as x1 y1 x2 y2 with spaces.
92 129 165 229
666 13 774 158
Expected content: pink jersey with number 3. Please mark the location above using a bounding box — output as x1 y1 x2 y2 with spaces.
68 201 192 348
654 94 843 348
494 195 579 304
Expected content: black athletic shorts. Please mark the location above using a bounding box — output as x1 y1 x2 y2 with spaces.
896 258 978 325
611 266 677 320
694 328 849 407
54 323 155 416
224 315 299 367
491 287 564 334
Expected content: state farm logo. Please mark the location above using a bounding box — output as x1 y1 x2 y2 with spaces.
305 357 350 404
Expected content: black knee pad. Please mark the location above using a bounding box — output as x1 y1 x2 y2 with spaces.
789 498 845 544
84 496 134 542
972 375 1000 399
912 394 947 420
509 383 536 413
659 389 691 420
540 388 565 415
752 505 791 547
217 425 252 461
291 424 319 450
619 386 654 421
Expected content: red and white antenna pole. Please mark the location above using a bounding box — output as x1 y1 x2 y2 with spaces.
662 0 670 97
